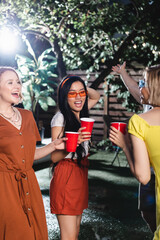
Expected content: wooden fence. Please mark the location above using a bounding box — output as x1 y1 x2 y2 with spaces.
39 69 143 144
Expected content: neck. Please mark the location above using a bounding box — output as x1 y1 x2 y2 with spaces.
72 110 80 120
0 105 13 114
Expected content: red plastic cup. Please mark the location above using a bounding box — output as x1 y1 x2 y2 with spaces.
80 118 95 134
65 131 79 152
110 122 127 147
111 122 127 134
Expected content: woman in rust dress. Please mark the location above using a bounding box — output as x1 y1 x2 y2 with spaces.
50 75 100 239
0 67 66 240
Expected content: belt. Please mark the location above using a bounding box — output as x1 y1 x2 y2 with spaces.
0 164 33 227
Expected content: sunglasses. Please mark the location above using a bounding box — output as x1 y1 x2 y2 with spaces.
68 90 88 98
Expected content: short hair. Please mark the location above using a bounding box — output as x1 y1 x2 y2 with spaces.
145 65 160 106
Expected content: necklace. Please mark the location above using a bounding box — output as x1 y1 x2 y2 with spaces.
0 107 22 127
0 107 16 120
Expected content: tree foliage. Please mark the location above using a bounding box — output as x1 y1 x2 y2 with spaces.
16 39 57 113
0 0 160 111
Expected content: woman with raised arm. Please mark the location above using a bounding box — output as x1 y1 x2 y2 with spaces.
110 65 160 239
112 62 156 233
50 75 100 240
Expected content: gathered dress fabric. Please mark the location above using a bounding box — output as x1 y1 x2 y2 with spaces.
0 108 48 240
50 111 89 215
128 114 160 240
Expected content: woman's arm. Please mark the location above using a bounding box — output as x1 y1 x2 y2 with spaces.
130 134 151 184
50 126 68 163
34 137 67 160
109 126 135 173
112 62 141 104
87 87 100 110
109 126 151 184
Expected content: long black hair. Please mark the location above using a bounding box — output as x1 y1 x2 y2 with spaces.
58 75 89 165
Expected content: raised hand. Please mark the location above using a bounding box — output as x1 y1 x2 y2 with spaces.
112 61 126 74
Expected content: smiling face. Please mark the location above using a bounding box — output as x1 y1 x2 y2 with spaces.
0 70 22 105
67 81 86 117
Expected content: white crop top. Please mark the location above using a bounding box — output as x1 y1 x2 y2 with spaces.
51 111 89 158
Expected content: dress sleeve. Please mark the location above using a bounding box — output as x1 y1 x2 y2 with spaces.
51 112 65 128
30 111 41 141
128 114 145 141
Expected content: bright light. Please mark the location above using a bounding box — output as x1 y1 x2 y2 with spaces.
0 28 19 54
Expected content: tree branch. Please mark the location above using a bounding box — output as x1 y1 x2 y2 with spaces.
58 3 83 31
84 32 105 56
22 30 54 48
90 21 140 89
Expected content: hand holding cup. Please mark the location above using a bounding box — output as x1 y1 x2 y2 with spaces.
80 117 95 141
109 122 127 148
53 137 68 150
65 131 79 152
78 127 91 144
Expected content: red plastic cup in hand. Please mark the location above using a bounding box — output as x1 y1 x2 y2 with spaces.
111 122 127 134
110 122 127 147
80 118 95 134
65 131 79 152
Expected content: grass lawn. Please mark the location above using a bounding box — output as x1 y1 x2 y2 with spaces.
84 148 154 240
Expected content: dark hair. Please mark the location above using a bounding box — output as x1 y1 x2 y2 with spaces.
58 75 89 166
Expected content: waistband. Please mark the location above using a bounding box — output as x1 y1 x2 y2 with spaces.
62 154 89 167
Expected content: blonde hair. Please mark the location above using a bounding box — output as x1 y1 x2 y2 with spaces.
144 65 160 106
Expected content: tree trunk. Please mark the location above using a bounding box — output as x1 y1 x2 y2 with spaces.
53 36 67 80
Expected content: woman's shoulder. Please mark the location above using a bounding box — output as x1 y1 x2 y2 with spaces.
51 111 64 127
130 114 142 122
129 111 159 128
139 108 160 126
130 113 149 126
52 111 64 120
17 107 32 116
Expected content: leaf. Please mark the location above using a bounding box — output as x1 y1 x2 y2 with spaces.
24 38 37 60
38 100 49 111
46 96 55 106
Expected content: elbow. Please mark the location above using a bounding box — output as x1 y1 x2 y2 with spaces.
136 175 151 185
51 154 56 163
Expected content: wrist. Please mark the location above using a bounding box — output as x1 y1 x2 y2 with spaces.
122 145 128 153
120 69 127 76
50 141 56 152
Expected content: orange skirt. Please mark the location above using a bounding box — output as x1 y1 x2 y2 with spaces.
50 156 89 215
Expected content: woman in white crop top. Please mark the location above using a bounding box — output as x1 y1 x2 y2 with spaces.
50 75 100 240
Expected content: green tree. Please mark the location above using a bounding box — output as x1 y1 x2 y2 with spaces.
16 39 57 114
0 0 160 111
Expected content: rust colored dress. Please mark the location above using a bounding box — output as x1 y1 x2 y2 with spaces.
50 112 89 215
0 108 48 240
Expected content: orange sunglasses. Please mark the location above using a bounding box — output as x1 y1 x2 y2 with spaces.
68 90 88 98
